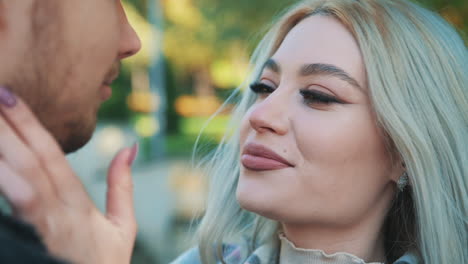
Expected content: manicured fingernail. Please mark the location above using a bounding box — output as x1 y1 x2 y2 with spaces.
0 86 17 108
127 142 139 166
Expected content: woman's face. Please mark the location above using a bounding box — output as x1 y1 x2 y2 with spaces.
237 15 401 228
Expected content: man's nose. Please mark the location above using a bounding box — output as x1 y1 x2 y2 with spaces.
117 3 142 60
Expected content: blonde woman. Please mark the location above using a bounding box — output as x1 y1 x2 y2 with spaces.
0 0 465 264
176 0 467 263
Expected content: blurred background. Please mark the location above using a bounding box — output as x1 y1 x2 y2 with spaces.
66 0 467 263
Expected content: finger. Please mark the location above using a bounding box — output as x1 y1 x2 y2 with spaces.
0 159 36 213
106 144 138 236
0 87 84 200
0 97 55 213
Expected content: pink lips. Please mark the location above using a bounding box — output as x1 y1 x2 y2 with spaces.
100 85 112 101
241 143 293 171
100 73 119 101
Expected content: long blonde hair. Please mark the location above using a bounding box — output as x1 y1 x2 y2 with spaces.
195 1 468 263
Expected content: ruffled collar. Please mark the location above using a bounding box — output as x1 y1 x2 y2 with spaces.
279 233 385 264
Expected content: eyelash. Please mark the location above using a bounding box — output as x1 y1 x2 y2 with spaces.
249 82 343 105
249 82 275 94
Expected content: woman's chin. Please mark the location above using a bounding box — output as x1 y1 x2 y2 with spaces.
236 184 278 218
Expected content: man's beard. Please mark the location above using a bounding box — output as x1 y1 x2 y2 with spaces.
8 61 97 154
6 1 95 154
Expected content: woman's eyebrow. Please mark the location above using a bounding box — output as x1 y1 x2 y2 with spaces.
262 58 281 73
261 58 363 91
300 63 363 91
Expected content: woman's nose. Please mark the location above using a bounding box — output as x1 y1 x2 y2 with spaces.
248 91 290 135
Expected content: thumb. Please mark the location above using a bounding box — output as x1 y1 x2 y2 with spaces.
106 143 138 234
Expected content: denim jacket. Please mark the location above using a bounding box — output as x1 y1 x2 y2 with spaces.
170 238 420 264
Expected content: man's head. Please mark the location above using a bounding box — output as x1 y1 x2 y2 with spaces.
0 0 141 153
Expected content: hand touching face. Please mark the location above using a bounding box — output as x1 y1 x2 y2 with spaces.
0 86 139 264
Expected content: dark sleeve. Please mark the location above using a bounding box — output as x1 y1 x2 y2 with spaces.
0 212 69 264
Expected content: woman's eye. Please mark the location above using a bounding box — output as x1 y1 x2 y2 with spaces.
249 83 344 106
300 89 343 105
249 82 275 94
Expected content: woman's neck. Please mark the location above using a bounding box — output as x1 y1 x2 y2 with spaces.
279 182 396 263
281 188 396 263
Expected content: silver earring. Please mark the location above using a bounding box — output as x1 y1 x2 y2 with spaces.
397 172 409 192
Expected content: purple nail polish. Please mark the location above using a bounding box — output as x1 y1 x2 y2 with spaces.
0 86 17 108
